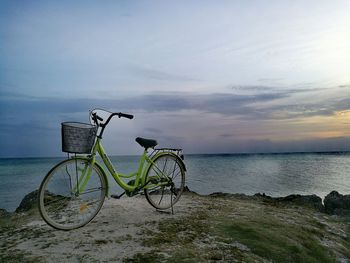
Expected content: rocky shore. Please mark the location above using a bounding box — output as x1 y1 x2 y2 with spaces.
12 188 350 217
0 189 349 262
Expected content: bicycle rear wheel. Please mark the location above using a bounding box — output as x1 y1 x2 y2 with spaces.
38 158 106 230
144 154 185 210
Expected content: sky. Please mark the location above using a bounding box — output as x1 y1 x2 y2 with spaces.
1 0 350 157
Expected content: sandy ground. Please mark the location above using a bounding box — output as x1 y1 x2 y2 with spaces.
2 193 349 262
2 194 201 263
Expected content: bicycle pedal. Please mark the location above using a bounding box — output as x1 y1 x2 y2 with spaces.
111 192 125 199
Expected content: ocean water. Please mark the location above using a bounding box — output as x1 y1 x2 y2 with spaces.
1 152 350 212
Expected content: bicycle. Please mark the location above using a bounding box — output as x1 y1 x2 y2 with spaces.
38 109 186 230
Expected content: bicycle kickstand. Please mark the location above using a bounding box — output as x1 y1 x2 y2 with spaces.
171 191 174 215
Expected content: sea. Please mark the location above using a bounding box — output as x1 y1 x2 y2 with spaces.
1 152 350 212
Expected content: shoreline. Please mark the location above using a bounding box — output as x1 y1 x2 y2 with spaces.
3 188 349 217
2 152 350 215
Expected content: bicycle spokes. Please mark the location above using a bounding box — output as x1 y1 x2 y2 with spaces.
144 154 185 210
39 158 106 230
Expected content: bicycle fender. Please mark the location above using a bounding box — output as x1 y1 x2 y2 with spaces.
177 156 186 172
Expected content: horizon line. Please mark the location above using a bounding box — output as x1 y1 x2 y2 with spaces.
1 150 350 160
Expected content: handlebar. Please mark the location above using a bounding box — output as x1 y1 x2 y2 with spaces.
118 112 134 120
102 112 133 128
90 109 134 138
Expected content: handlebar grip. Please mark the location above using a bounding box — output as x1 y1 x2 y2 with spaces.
119 113 134 119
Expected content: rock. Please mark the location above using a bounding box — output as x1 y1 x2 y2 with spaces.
254 193 272 199
276 194 324 212
15 189 39 213
324 191 350 216
183 186 197 194
209 192 234 197
254 193 324 212
0 208 10 217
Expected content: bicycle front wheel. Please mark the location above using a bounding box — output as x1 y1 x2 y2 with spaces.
144 154 185 210
38 158 106 230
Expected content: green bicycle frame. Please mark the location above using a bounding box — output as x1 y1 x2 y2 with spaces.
75 137 181 196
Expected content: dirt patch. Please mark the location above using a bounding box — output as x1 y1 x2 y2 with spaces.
0 194 201 262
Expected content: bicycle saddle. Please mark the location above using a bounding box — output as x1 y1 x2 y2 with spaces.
135 137 158 149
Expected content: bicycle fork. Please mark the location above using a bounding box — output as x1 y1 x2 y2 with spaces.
69 160 94 196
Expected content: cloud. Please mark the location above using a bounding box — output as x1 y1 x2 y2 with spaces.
172 133 350 154
127 64 198 82
2 85 350 124
112 91 288 119
2 85 350 157
115 86 350 120
266 95 350 119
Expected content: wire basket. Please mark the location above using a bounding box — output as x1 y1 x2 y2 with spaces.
61 122 97 154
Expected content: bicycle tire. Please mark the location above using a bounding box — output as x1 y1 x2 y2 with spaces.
144 154 185 210
38 158 106 230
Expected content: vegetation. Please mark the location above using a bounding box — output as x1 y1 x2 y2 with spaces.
0 207 44 263
124 195 349 263
0 193 349 262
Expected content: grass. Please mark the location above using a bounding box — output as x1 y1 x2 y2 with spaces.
124 195 345 263
0 206 45 263
336 218 350 258
0 250 40 263
217 220 335 262
1 194 348 262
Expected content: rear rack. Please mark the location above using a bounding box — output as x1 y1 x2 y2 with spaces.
149 148 184 160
